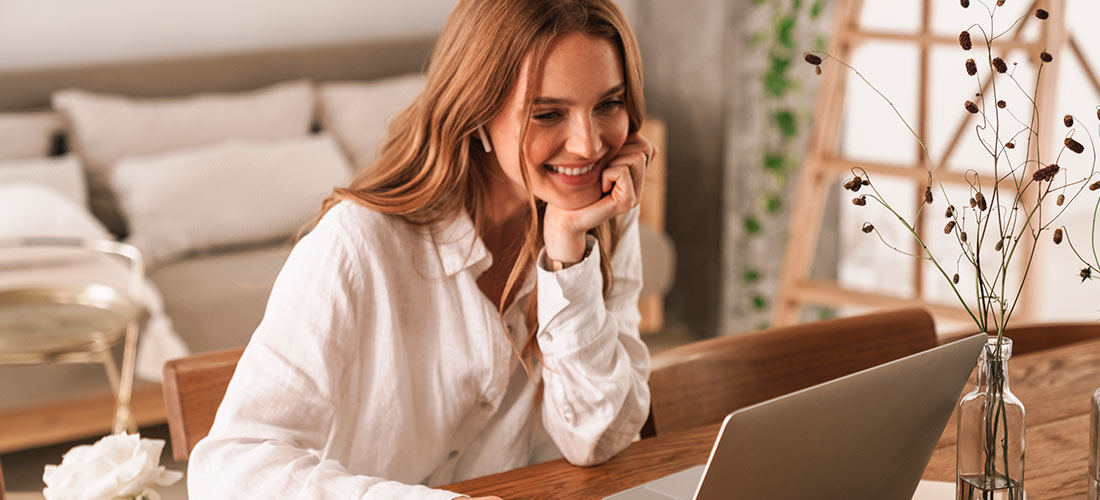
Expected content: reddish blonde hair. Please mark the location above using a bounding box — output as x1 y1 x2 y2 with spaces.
317 0 645 369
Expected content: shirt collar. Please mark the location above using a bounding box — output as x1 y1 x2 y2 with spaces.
430 210 492 277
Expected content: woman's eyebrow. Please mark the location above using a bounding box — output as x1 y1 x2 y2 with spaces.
533 83 625 106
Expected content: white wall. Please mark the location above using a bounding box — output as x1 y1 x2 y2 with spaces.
0 0 639 71
0 0 459 70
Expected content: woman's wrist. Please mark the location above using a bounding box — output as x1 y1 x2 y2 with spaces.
543 226 587 268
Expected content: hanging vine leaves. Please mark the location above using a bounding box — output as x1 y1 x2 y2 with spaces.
764 55 793 97
777 16 797 49
738 0 829 326
775 110 798 137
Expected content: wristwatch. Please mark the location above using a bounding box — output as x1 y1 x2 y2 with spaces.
547 246 592 271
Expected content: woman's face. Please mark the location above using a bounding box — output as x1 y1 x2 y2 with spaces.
485 31 630 210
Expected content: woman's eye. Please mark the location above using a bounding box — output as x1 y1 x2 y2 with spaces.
599 99 624 110
533 111 562 122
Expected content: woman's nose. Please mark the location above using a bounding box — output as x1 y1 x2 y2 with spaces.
564 114 602 159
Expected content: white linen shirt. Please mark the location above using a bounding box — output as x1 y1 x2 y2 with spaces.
187 201 651 499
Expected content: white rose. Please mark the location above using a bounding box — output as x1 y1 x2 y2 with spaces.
42 433 183 500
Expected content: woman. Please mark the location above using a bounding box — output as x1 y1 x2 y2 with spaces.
188 0 656 498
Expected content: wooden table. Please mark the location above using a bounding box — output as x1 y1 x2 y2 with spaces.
445 337 1100 499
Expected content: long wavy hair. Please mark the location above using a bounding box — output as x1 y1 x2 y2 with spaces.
316 0 645 371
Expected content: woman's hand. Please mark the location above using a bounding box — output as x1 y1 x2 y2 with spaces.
543 132 658 265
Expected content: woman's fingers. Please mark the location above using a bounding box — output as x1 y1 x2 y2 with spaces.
575 164 636 228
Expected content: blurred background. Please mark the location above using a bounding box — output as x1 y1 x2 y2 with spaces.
1 0 1099 497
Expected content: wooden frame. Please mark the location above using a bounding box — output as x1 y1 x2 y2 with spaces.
772 0 1094 327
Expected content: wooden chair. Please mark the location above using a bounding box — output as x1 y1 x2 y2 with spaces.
939 322 1100 356
1 457 6 500
644 308 937 437
162 347 244 461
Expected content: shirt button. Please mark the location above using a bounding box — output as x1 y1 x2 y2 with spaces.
542 331 553 342
448 450 459 460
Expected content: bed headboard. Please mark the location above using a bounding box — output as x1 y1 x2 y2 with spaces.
0 36 437 111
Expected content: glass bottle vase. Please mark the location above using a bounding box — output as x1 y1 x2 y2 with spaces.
956 336 1025 500
1089 387 1100 500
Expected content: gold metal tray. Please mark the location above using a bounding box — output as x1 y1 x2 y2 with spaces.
0 283 143 361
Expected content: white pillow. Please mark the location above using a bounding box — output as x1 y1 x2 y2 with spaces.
0 183 110 241
0 155 87 208
52 80 316 235
0 111 64 160
110 135 351 266
318 74 426 172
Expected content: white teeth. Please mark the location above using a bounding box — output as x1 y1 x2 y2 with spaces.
547 163 596 176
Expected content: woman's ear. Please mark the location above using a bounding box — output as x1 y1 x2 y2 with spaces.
477 126 493 153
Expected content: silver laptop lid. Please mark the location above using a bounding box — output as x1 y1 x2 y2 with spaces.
692 333 987 500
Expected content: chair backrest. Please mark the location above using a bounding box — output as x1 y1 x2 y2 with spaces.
646 307 937 436
1 456 6 500
939 322 1100 356
162 347 244 461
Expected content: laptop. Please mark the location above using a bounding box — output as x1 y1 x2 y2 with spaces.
605 333 987 500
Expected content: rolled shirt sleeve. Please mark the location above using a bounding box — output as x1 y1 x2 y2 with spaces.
535 207 652 466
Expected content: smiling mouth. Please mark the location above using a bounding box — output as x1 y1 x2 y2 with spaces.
543 163 597 176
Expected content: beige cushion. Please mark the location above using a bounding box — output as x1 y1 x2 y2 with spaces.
52 80 315 235
149 243 292 353
0 155 86 207
318 74 425 171
0 111 63 160
110 135 351 267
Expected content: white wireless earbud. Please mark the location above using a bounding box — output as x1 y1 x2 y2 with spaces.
476 126 493 153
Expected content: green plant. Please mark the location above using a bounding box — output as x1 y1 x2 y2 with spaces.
744 0 826 326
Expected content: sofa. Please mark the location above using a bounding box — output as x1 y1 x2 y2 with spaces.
0 36 674 453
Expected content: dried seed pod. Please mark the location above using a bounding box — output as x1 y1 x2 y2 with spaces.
969 197 977 207
992 57 1008 73
964 101 980 114
997 100 1007 109
1053 228 1064 244
1090 181 1100 191
1033 164 1060 182
1064 115 1074 127
945 205 955 218
960 231 968 243
1066 137 1085 154
995 240 1003 251
965 59 978 76
953 273 960 284
996 0 1004 5
815 65 822 75
1005 141 1016 149
961 0 969 7
862 179 870 186
975 192 988 211
804 53 822 65
944 220 956 234
862 223 875 233
1084 268 1093 281
1057 194 1065 206
959 31 973 50
852 195 867 206
844 176 863 191
924 186 934 204
1035 8 1049 19
1040 51 1053 63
